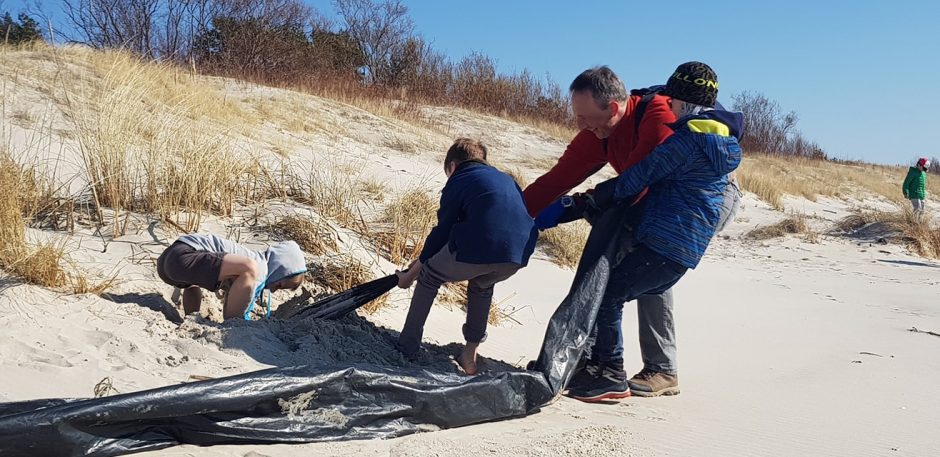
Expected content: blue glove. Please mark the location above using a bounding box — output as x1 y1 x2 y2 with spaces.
536 196 589 230
534 198 567 230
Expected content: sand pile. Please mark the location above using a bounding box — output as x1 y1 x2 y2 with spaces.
174 306 517 374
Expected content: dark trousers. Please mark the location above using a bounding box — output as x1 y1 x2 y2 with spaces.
398 247 521 355
589 244 687 369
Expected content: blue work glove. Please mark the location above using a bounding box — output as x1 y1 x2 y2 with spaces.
535 195 590 230
534 198 568 230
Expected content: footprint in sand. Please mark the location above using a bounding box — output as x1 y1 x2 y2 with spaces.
6 340 74 368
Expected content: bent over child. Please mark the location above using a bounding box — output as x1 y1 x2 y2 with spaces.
396 139 538 374
157 234 307 321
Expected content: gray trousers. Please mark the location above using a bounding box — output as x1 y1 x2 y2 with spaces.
596 181 740 375
398 246 521 355
715 179 742 234
911 198 925 212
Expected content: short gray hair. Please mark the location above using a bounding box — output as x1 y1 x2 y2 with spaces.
569 66 628 108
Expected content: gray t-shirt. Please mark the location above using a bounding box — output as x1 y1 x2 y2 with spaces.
177 234 268 299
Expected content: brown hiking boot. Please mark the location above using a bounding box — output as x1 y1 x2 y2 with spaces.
627 369 680 397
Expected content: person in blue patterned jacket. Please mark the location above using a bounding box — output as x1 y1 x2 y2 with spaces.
566 62 743 402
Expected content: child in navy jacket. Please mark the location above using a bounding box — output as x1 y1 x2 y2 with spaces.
396 139 538 374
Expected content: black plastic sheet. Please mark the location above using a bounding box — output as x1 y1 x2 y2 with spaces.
0 205 633 457
277 274 399 320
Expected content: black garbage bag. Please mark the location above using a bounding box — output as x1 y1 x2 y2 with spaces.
533 199 641 392
0 365 553 456
0 204 634 457
276 274 399 320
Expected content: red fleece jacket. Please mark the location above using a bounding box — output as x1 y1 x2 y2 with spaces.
523 94 676 216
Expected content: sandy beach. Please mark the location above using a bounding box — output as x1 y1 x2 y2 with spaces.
1 47 938 456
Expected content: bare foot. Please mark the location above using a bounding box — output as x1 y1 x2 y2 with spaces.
457 343 479 375
456 354 477 375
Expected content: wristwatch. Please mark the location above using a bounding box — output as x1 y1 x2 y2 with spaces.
560 195 575 208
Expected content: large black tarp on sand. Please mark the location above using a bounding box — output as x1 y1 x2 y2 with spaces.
0 205 632 456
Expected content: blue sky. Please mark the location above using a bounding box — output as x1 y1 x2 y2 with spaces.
5 0 938 164
310 0 940 165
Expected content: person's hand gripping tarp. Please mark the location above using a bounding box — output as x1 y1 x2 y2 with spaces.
533 176 632 229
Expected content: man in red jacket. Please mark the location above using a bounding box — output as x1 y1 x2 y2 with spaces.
524 66 681 397
524 66 675 216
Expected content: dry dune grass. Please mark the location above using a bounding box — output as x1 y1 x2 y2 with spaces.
439 281 469 305
383 136 420 154
737 157 827 210
270 215 337 256
538 220 591 269
747 212 818 241
6 46 275 236
251 94 345 139
314 86 574 145
737 167 784 210
372 187 438 264
68 269 119 295
276 87 451 154
359 177 388 202
0 153 115 293
0 154 68 288
309 255 371 295
738 155 940 209
284 161 365 231
438 282 515 327
897 217 940 259
835 211 892 233
837 209 940 258
500 165 530 189
519 118 577 143
64 51 258 234
520 153 560 172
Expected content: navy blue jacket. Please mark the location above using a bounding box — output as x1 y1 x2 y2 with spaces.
419 161 538 266
613 108 743 269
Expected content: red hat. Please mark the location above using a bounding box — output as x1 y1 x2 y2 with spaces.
917 157 930 168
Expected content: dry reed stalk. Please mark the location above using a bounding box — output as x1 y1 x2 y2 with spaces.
500 166 530 188
270 215 337 256
837 209 940 258
372 187 437 264
285 161 365 231
747 212 814 240
738 154 940 209
439 281 468 305
538 220 590 269
64 50 258 235
0 154 68 287
359 177 388 202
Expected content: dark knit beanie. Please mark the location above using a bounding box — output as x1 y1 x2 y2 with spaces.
661 61 719 107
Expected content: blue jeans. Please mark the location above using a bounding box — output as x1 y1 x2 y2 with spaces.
590 244 687 366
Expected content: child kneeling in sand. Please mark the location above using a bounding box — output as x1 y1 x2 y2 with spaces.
157 234 307 321
396 138 538 374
